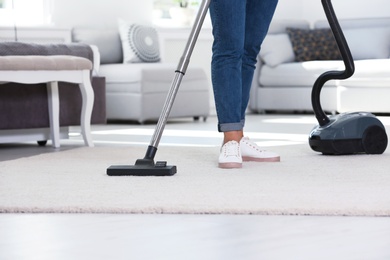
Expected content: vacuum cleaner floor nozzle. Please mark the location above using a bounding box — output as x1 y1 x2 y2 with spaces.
107 159 177 176
106 0 211 177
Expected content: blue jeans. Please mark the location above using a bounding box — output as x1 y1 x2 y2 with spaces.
209 0 278 132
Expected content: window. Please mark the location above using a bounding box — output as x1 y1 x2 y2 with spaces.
153 0 201 27
0 0 52 26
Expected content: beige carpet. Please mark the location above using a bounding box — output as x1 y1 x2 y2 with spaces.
1 144 390 216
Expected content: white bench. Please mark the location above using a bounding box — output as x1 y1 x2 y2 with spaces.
0 55 94 147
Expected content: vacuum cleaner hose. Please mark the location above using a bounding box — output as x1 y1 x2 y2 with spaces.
312 0 355 126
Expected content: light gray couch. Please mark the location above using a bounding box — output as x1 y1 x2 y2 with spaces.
249 17 390 115
72 26 210 123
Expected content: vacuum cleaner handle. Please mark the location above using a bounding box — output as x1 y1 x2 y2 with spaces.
144 0 211 160
312 0 355 126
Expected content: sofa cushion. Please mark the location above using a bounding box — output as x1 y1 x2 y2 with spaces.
259 60 345 87
342 27 390 60
72 28 123 64
314 18 390 60
286 28 342 62
118 19 161 63
99 63 208 93
337 59 390 87
268 20 310 34
260 59 390 88
260 33 295 67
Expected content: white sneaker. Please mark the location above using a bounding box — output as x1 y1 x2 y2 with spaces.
240 137 280 162
218 141 242 169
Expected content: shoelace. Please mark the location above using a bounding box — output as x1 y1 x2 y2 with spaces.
241 138 267 153
223 142 240 157
242 139 265 152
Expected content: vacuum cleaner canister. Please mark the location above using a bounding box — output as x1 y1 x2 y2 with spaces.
309 112 388 155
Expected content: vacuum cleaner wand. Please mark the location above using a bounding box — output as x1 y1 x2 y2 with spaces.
312 0 355 126
107 0 211 176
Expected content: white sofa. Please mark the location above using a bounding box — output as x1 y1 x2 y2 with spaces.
249 17 390 114
72 25 210 123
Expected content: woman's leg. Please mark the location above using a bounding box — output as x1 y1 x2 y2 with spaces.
209 0 246 138
238 0 280 163
210 0 278 138
241 0 279 120
210 0 246 168
210 0 280 167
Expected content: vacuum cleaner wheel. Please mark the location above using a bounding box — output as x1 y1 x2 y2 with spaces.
362 125 388 154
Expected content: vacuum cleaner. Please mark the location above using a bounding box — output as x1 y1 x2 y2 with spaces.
309 0 388 155
107 0 211 176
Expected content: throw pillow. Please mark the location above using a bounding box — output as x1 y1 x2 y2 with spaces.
72 28 123 64
286 27 342 62
260 33 295 67
118 19 161 63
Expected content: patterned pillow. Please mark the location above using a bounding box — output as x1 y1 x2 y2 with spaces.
118 19 161 63
286 28 342 62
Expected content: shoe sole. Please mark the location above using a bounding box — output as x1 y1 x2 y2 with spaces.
242 156 280 162
218 162 242 169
